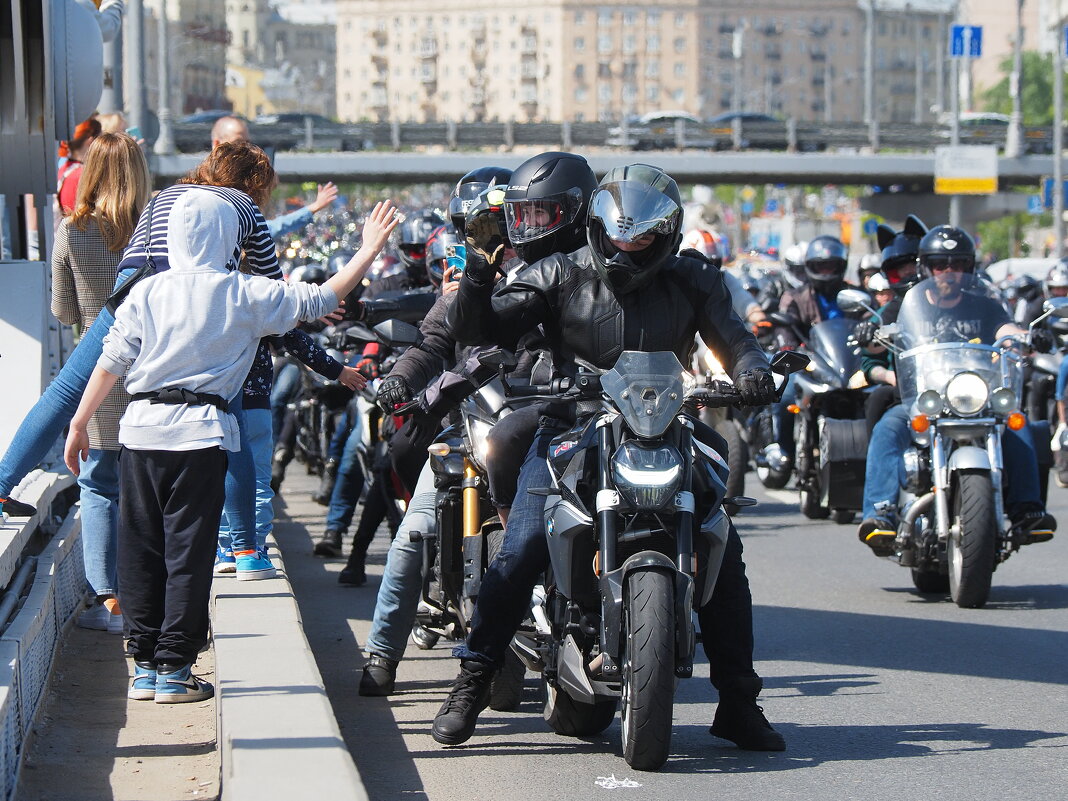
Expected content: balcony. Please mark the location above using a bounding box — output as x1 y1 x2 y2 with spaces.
810 50 827 62
371 26 387 46
718 47 734 59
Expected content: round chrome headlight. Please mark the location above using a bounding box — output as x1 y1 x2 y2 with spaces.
610 442 683 510
945 372 989 416
990 387 1017 414
917 390 943 415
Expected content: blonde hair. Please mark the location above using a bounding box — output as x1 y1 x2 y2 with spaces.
95 112 128 134
69 132 151 252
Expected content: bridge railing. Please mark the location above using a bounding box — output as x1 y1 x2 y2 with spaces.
171 119 1053 156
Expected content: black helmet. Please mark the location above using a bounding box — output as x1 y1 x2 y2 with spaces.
397 210 444 271
1013 274 1043 302
425 223 463 287
288 264 327 285
587 163 683 295
448 166 513 235
804 236 848 291
917 225 976 278
879 214 927 293
503 151 597 263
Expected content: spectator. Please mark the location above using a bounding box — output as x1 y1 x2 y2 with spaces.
57 118 102 215
51 132 149 633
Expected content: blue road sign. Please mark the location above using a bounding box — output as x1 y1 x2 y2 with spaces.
950 25 982 58
1042 178 1068 209
863 217 879 236
764 198 780 214
1029 194 1045 216
1064 25 1068 58
741 201 754 215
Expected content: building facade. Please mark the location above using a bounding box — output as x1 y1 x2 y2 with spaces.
335 0 952 124
139 0 229 115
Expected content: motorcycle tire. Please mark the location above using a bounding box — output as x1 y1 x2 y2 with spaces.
621 569 675 772
489 649 526 712
542 680 617 737
911 567 949 595
948 470 997 609
715 420 748 516
755 465 791 490
831 509 855 525
799 486 830 520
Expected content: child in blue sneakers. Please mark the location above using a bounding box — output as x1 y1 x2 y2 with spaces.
64 187 398 703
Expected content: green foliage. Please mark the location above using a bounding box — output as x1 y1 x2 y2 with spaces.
981 51 1068 126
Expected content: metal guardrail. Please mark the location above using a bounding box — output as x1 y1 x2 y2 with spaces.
171 119 1055 155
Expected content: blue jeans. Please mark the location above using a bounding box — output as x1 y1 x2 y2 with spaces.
0 267 134 497
365 462 437 661
220 407 274 552
77 448 119 597
326 417 365 532
1057 357 1068 401
270 361 301 441
772 373 798 458
862 404 1043 519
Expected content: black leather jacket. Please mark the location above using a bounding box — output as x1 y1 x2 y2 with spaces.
445 246 768 384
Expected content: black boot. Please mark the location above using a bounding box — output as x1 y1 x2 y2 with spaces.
337 560 366 586
313 529 343 557
312 459 339 506
710 677 786 751
359 654 398 696
270 447 291 493
431 660 495 745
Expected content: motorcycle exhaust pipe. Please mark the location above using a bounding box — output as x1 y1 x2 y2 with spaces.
903 491 936 531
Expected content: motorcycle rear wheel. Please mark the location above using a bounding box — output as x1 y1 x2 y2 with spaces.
543 680 618 736
621 570 675 771
948 470 997 609
800 486 830 520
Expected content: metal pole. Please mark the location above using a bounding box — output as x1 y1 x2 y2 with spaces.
864 1 875 125
825 63 832 122
126 0 146 134
950 55 962 227
914 12 924 123
935 12 946 115
99 27 123 113
1006 0 1025 157
732 24 744 115
154 0 175 155
1055 4 1065 259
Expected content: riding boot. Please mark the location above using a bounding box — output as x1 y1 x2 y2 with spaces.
312 459 340 505
431 660 495 745
710 677 786 751
271 446 291 493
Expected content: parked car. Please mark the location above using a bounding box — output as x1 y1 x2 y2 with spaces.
178 110 246 124
606 110 724 150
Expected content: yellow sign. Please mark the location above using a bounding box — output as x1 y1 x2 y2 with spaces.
934 177 998 194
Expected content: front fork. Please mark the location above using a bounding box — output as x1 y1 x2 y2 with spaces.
929 425 1007 541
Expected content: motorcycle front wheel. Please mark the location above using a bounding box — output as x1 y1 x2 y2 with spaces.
948 470 997 609
621 570 675 771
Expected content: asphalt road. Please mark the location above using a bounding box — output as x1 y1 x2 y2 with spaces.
275 470 1068 801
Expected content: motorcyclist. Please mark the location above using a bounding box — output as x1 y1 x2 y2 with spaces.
434 163 783 752
1011 274 1047 328
780 241 808 290
763 236 852 471
857 225 1056 554
358 155 593 694
857 253 882 290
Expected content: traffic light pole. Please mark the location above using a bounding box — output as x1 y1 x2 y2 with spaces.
1055 14 1065 259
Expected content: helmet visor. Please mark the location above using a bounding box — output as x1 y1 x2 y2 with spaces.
589 182 681 245
504 188 583 245
921 253 974 273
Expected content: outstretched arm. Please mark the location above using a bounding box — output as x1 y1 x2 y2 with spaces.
64 366 120 476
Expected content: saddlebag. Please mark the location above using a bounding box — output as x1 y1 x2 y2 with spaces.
818 417 868 510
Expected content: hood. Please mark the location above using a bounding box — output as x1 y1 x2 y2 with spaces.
165 189 241 273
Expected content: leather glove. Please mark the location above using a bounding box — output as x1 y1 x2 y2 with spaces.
376 375 411 413
735 368 777 406
355 356 380 380
1031 327 1055 354
404 410 439 442
853 319 879 348
464 213 507 274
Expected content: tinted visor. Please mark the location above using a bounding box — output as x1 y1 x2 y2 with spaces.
808 260 845 276
588 182 681 245
922 254 974 272
504 188 583 245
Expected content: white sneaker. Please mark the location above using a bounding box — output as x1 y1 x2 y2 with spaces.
76 604 110 631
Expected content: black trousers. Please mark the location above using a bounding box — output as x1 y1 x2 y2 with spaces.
119 446 227 665
485 405 542 508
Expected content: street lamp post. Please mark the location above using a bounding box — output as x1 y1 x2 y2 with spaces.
126 0 146 135
1006 0 1025 158
1055 0 1065 258
154 0 175 156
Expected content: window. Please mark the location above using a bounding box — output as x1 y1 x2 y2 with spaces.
623 35 635 53
576 86 589 102
674 62 685 77
648 34 660 53
647 10 660 25
598 61 612 78
599 9 612 25
623 10 637 25
575 36 585 52
674 37 686 53
575 63 585 79
598 83 612 102
645 60 659 78
575 10 585 24
675 12 686 27
598 34 612 53
673 89 684 103
646 85 660 101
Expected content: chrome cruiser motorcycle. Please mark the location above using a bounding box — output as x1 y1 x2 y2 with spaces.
841 284 1064 609
501 348 806 771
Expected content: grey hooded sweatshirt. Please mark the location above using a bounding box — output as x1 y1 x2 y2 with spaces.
99 190 338 452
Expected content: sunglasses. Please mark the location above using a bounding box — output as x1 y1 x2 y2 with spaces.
924 255 972 272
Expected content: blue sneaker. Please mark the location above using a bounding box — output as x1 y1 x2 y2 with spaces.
213 545 236 575
234 549 277 581
128 661 158 701
154 663 214 704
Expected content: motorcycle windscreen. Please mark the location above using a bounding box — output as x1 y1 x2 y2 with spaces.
895 276 1019 410
600 351 686 438
807 318 861 384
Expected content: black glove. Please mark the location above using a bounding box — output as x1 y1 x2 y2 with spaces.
355 356 380 380
375 375 411 413
1031 327 1055 354
853 319 879 348
735 368 777 406
404 410 439 442
465 213 507 274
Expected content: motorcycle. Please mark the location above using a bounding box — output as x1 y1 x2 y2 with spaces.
494 347 808 771
839 286 1065 609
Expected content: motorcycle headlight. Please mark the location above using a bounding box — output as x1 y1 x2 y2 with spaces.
945 372 989 416
465 417 493 469
610 442 683 510
917 390 943 415
990 387 1017 414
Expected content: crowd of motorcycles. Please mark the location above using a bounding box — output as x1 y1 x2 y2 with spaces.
265 197 1067 772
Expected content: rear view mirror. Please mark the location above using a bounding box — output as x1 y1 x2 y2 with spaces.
373 319 422 347
476 347 518 372
770 350 810 375
1042 297 1068 318
836 288 875 315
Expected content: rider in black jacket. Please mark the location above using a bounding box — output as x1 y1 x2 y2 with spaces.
433 163 784 752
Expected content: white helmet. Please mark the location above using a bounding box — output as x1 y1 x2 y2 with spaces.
867 272 891 293
681 228 721 260
1046 262 1068 293
781 242 808 288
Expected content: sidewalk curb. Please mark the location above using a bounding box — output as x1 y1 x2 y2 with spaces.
212 541 368 801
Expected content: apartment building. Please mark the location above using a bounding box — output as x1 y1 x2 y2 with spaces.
139 0 229 115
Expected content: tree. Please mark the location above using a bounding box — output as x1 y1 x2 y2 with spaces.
981 51 1068 126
